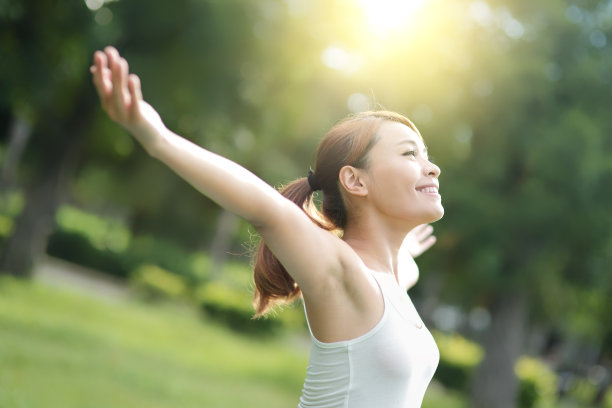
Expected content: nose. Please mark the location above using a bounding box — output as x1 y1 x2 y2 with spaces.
424 159 441 178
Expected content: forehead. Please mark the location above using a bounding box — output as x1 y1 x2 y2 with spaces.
375 121 425 149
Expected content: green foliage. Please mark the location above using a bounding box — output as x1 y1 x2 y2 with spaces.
55 205 131 253
433 330 483 391
46 230 128 278
422 383 470 408
0 191 24 240
515 356 558 408
605 388 612 408
46 205 132 277
433 331 561 408
564 377 599 407
122 235 197 282
0 190 24 217
131 264 187 300
196 281 281 335
0 215 12 237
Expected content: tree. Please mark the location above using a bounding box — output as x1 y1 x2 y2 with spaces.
415 1 612 406
0 0 101 276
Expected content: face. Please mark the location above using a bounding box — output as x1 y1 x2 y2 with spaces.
361 121 443 227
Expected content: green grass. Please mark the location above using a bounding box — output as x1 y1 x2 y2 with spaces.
0 277 308 408
0 276 468 408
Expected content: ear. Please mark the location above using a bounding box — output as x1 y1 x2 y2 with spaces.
338 165 368 197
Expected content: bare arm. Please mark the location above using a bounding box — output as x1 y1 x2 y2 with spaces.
91 47 286 226
90 47 346 293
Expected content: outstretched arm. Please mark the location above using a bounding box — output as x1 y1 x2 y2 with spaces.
398 224 437 290
90 47 283 227
90 47 347 295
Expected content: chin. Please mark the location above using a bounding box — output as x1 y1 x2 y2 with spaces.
426 206 444 223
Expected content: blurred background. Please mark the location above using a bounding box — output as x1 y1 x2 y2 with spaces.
1 0 611 407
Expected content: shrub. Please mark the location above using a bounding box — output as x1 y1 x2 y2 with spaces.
131 264 187 300
122 235 197 283
46 230 129 277
433 330 483 391
55 205 131 253
46 205 131 277
605 387 612 408
515 356 558 408
196 281 281 335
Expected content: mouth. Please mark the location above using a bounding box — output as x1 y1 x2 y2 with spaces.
416 185 440 196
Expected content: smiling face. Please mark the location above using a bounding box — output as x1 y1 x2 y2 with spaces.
361 121 443 227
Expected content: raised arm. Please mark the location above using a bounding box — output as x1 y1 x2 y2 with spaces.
91 47 287 227
90 47 347 294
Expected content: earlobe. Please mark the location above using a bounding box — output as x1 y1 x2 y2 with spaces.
338 166 368 197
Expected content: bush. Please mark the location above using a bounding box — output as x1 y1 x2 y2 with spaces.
605 387 612 408
55 205 131 253
122 235 198 283
433 330 483 391
46 230 129 277
515 356 558 408
131 264 187 301
46 205 132 277
196 281 281 335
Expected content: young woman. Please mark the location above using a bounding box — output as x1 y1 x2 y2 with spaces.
90 46 443 408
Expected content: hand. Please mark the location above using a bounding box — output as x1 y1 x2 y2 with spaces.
403 224 437 258
90 46 165 150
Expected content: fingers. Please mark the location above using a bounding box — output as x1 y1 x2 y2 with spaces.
411 224 434 240
91 46 141 123
107 47 129 116
90 51 111 102
405 224 437 257
419 235 437 252
417 224 434 240
127 74 142 120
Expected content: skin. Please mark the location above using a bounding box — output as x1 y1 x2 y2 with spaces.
90 47 442 343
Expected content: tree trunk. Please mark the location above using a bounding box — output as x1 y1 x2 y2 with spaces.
209 209 239 276
1 115 32 189
0 87 95 277
0 170 59 276
471 292 528 408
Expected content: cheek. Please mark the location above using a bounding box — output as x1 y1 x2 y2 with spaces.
370 163 417 192
369 166 418 207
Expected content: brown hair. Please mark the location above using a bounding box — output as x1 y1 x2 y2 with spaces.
252 111 421 316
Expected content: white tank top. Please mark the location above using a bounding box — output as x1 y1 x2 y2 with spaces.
298 271 439 408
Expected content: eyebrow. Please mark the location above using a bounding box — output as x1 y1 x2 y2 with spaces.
397 140 428 155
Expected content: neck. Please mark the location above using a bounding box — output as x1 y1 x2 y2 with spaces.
342 215 412 279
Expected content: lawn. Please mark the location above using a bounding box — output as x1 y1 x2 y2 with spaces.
0 276 467 408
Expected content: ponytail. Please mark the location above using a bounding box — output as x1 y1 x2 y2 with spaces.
252 110 419 317
252 176 334 317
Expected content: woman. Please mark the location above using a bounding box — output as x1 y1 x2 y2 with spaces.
90 46 443 408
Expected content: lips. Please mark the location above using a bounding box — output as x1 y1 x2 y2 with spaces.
415 184 440 195
417 186 438 194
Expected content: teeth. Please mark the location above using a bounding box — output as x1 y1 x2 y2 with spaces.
417 187 438 194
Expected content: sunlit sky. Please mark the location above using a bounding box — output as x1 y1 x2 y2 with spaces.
357 0 427 37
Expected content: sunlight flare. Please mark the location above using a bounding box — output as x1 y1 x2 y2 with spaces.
357 0 427 36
